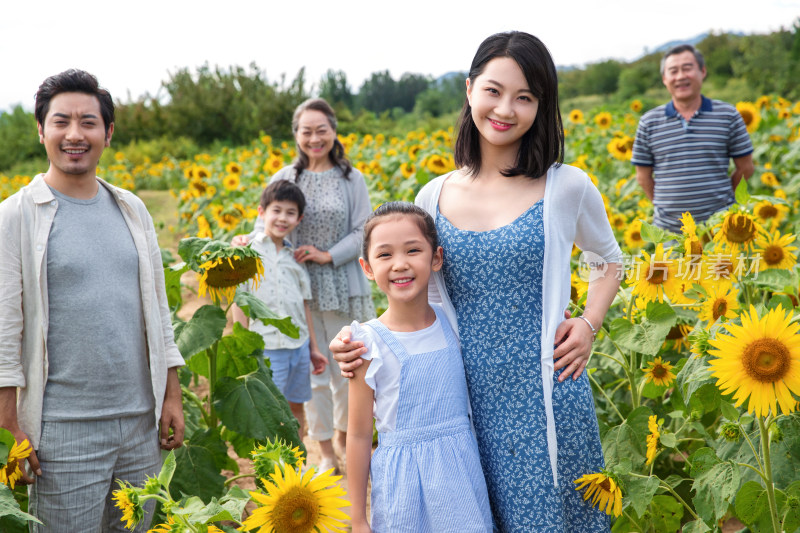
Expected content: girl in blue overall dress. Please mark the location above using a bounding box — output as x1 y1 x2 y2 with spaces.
347 202 492 533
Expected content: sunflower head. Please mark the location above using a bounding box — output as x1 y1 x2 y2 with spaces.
708 305 800 417
754 230 798 272
243 464 349 533
627 244 682 303
112 482 143 530
574 470 623 517
646 415 662 465
736 101 761 133
0 437 32 489
643 356 676 387
699 283 740 323
594 112 612 129
179 237 265 304
713 212 764 253
569 109 585 124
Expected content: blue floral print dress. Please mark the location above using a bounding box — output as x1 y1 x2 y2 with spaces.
436 200 609 532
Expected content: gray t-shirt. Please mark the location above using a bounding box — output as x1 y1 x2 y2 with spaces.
43 184 154 420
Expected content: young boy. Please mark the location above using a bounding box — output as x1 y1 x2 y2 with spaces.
233 180 326 441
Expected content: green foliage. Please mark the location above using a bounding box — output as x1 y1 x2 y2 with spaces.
0 106 41 171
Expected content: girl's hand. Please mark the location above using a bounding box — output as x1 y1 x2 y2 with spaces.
294 245 332 265
231 234 250 246
552 317 594 382
329 326 367 378
309 346 328 375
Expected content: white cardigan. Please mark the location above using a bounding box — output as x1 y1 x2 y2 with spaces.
415 163 623 485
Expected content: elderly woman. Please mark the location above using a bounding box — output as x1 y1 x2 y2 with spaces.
245 98 375 473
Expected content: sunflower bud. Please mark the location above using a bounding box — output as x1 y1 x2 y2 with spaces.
719 422 742 442
251 439 305 491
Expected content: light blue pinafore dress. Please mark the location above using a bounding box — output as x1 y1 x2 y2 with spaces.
366 306 493 532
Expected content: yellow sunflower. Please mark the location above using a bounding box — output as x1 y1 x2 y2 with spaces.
569 109 585 124
760 171 780 187
426 154 453 175
778 108 791 120
643 356 676 387
112 483 143 530
630 100 643 113
594 112 612 129
223 173 240 191
700 248 744 285
606 136 634 161
754 231 798 271
226 161 243 174
574 471 623 517
708 305 800 417
623 219 646 251
753 199 788 230
627 244 682 303
242 464 349 533
665 324 693 352
570 271 589 303
698 283 740 323
736 101 761 133
0 438 32 489
199 255 264 303
196 215 213 239
646 415 661 465
712 212 764 254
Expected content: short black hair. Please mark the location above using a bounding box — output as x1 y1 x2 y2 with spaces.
362 202 438 261
454 31 564 180
660 44 705 76
35 69 115 136
260 180 306 215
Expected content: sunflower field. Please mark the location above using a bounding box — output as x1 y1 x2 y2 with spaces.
2 95 800 532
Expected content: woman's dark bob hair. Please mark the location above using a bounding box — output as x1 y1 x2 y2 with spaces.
454 31 564 179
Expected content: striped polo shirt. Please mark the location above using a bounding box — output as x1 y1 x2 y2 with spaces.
631 96 753 232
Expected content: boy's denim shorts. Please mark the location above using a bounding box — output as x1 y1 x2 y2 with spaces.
265 338 312 403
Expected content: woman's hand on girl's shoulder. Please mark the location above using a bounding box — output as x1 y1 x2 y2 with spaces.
552 317 593 382
329 326 367 378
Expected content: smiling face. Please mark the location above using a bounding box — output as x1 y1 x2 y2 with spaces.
294 109 336 167
38 92 112 182
467 56 539 153
662 50 706 105
360 215 443 308
258 199 303 246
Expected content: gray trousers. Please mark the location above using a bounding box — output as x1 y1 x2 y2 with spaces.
29 412 162 533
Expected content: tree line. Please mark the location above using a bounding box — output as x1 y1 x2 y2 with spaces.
1 23 797 173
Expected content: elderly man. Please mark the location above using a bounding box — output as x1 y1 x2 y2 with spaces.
0 69 184 532
632 44 755 232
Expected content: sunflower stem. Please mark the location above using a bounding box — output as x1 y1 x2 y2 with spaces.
588 372 625 422
621 510 645 532
593 351 627 368
663 482 701 522
758 416 781 533
208 342 219 428
224 473 256 487
739 420 765 472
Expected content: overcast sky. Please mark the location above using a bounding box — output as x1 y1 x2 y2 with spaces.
1 0 798 111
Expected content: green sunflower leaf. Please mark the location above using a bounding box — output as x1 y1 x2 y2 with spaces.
171 441 227 503
213 363 303 450
625 475 660 517
174 305 227 361
734 480 768 525
649 495 684 532
233 290 300 339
